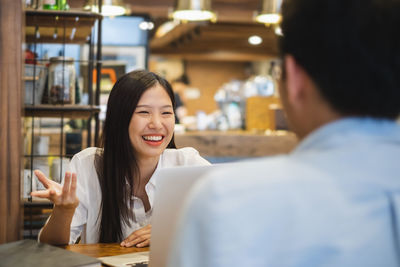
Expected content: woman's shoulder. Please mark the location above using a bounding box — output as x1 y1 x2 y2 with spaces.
164 147 199 156
161 147 210 167
72 147 102 162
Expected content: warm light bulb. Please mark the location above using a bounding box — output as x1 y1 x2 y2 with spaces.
248 35 262 45
173 10 215 21
255 14 281 24
85 5 126 16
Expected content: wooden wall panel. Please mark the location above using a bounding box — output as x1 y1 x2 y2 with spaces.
0 0 23 243
185 61 249 115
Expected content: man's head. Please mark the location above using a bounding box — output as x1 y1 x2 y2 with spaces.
278 0 400 138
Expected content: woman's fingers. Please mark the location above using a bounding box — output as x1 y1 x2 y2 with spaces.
32 170 79 209
70 173 77 199
122 234 151 247
136 238 150 248
62 172 71 199
31 188 58 201
120 225 152 247
30 190 51 198
58 172 79 209
30 170 79 210
34 169 53 189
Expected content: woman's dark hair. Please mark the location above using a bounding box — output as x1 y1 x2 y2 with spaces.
279 0 400 119
96 69 176 243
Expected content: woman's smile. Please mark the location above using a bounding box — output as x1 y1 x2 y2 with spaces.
142 134 165 146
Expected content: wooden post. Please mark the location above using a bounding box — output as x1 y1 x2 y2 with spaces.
0 0 23 243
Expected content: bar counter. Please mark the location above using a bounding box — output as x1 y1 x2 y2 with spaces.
174 130 298 159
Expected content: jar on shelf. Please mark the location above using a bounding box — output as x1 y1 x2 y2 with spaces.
48 57 76 104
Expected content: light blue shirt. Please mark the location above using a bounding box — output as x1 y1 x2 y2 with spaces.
168 118 400 267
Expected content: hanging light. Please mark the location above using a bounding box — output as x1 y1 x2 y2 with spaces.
255 0 282 24
84 0 127 17
248 35 263 45
172 0 216 22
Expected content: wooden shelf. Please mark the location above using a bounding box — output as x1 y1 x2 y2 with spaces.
25 9 102 44
24 104 100 118
23 198 53 207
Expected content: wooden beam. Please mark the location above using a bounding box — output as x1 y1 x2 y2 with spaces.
150 21 278 57
0 0 23 243
150 50 277 62
150 22 199 48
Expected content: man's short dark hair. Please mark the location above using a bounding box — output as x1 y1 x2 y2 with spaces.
279 0 400 119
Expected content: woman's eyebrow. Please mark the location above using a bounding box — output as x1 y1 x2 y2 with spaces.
136 104 173 108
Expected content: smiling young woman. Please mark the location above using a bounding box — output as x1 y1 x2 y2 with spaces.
128 83 175 160
31 70 210 247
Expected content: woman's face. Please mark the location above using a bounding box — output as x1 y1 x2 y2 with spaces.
129 83 175 160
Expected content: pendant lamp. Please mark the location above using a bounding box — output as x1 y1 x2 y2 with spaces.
255 0 282 24
84 0 127 17
172 0 216 22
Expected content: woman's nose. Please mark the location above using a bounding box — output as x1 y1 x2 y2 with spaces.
148 114 162 129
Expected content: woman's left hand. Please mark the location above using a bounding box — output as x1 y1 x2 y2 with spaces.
120 224 152 248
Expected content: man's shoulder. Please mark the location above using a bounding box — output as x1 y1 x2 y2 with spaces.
208 156 320 183
197 155 332 200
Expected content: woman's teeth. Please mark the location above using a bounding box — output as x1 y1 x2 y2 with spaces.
143 136 163 141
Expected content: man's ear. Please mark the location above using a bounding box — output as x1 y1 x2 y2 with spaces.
284 55 309 107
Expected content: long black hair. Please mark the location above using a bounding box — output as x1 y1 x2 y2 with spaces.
95 70 176 243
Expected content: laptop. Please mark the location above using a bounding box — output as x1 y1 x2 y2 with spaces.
149 164 217 267
99 164 217 267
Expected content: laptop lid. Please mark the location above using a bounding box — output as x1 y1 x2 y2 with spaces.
149 164 216 267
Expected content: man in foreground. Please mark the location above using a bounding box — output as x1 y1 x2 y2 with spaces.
167 0 400 266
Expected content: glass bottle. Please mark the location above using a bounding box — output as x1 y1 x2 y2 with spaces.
58 0 68 10
42 0 58 10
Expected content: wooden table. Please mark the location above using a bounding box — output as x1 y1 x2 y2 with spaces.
62 243 149 258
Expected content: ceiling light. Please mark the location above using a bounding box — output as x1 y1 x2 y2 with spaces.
84 0 127 17
255 0 282 24
139 21 154 31
248 35 262 45
274 26 283 36
173 0 216 22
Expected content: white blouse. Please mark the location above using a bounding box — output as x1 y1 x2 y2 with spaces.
64 147 209 244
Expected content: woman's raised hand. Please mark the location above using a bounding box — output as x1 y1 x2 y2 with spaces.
31 170 79 210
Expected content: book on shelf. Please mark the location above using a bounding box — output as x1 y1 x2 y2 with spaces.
0 239 101 267
24 212 51 222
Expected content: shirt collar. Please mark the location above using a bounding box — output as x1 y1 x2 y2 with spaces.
292 117 400 154
147 152 164 188
125 152 164 188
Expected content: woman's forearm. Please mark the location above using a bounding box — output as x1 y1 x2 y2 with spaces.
39 206 76 245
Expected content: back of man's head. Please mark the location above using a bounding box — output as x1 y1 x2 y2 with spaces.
279 0 400 119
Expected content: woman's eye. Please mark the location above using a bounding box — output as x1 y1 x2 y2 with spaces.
137 111 149 114
162 111 173 115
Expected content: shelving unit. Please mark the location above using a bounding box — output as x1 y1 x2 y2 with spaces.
25 104 101 118
23 7 103 239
